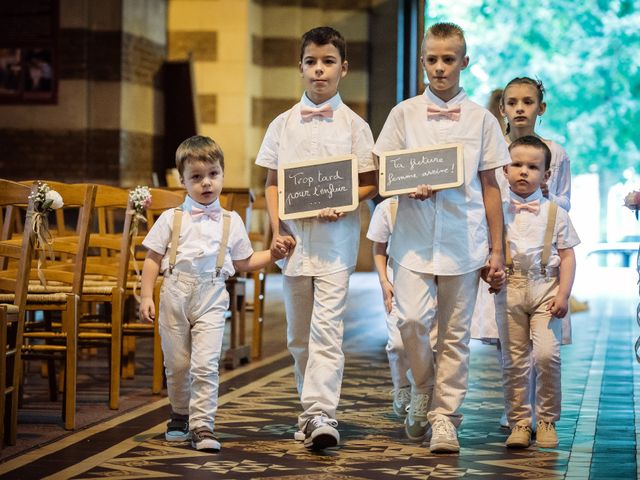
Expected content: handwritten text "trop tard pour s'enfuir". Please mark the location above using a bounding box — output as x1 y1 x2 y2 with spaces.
387 155 453 185
286 170 348 205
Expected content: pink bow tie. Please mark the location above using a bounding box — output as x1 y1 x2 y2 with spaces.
426 104 461 121
300 103 333 121
191 206 221 221
510 198 540 215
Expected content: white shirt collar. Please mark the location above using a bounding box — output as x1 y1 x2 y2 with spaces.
422 86 467 107
182 195 221 210
300 92 343 110
509 188 543 204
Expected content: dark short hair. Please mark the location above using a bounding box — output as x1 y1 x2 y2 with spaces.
300 26 346 62
508 135 552 171
175 135 224 176
423 22 467 56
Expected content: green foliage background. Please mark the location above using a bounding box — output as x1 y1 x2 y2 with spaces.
426 0 640 180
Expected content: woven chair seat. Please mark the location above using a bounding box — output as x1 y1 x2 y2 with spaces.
0 304 19 314
0 292 68 304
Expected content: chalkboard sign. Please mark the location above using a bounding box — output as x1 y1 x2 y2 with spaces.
278 154 358 220
379 143 464 196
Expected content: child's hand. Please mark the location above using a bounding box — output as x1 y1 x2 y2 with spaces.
409 184 435 201
139 297 156 323
271 234 295 259
318 208 345 222
481 265 506 293
380 278 394 313
548 293 569 318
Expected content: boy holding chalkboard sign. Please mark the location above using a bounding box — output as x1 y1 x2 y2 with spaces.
255 26 377 450
373 22 510 453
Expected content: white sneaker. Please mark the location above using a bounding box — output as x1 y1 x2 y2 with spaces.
392 386 411 417
294 429 305 441
430 418 459 453
191 427 221 452
404 392 429 442
500 410 509 428
303 415 339 450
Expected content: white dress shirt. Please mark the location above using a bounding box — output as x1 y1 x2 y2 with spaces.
373 87 511 275
366 197 395 245
504 189 580 271
142 196 254 277
255 92 376 276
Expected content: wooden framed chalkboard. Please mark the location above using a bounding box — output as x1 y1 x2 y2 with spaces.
379 143 464 196
278 154 359 220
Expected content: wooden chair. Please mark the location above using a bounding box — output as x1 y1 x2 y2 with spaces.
73 184 135 410
9 182 97 430
0 180 36 446
121 188 184 394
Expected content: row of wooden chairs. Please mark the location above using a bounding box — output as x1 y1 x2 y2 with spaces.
0 179 271 447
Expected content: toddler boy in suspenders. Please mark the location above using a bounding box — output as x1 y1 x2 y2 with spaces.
487 136 579 450
139 136 284 452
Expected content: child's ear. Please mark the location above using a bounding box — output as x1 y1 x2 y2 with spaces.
299 62 303 77
503 165 509 176
461 55 470 70
538 101 547 116
180 176 185 187
499 101 506 117
544 169 551 182
340 60 349 78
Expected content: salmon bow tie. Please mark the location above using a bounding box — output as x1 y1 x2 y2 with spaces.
510 198 540 215
426 104 461 121
300 103 333 121
190 206 221 221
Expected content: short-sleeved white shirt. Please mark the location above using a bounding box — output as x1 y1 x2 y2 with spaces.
142 196 254 277
255 92 376 276
373 87 511 275
366 197 396 245
504 189 580 271
498 138 572 211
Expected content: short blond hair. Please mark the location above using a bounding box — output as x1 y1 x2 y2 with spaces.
175 135 224 176
422 22 467 56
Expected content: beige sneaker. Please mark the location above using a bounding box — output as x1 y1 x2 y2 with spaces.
505 425 532 448
536 421 558 448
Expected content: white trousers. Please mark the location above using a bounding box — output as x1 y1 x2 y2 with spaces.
158 271 229 432
386 306 410 390
497 274 562 427
283 270 351 429
392 262 480 426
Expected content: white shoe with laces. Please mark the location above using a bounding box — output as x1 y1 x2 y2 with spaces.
429 418 459 453
404 392 430 442
303 414 339 450
392 386 411 417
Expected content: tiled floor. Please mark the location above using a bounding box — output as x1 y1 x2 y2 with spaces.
0 272 638 479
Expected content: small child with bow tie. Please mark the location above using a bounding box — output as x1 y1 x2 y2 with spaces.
139 135 286 452
494 135 579 449
255 26 377 450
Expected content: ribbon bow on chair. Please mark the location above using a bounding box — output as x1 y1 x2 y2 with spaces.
300 103 333 121
191 205 221 221
509 198 541 215
426 104 461 121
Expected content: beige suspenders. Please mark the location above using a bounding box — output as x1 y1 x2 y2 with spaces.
504 201 558 275
168 206 231 276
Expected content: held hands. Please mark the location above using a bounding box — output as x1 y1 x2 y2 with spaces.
481 251 506 294
139 297 155 323
409 184 435 201
271 234 295 260
548 293 569 318
317 207 345 222
380 278 394 314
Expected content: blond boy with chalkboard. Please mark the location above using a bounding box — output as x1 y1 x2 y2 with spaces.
373 22 510 453
255 26 377 450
